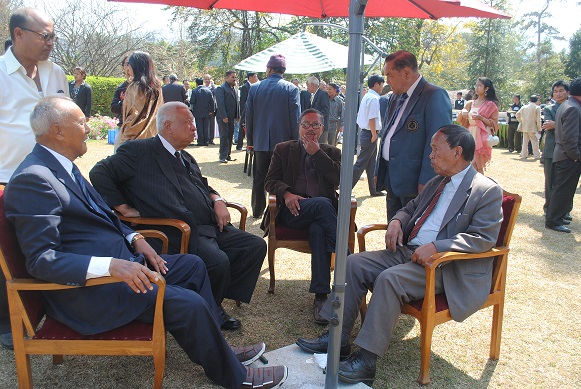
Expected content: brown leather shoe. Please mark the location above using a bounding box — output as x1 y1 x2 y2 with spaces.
313 297 329 325
242 365 288 388
231 342 266 366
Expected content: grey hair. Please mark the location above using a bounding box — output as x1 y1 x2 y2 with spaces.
30 95 74 137
156 102 189 133
306 76 319 86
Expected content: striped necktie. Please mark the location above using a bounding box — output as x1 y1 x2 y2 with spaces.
408 176 451 242
385 93 408 132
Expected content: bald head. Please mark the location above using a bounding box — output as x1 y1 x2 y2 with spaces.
10 8 56 67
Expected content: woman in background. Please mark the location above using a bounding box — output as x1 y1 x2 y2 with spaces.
116 51 163 149
460 77 499 174
69 66 92 118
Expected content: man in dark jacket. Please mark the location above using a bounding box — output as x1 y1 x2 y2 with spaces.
215 70 240 163
190 78 215 146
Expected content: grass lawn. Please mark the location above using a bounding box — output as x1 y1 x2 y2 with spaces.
0 138 580 388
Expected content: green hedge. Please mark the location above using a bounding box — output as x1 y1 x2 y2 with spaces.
67 75 126 117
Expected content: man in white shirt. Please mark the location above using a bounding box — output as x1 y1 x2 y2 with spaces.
352 74 385 196
0 7 69 350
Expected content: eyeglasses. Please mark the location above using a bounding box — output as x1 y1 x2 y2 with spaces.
20 27 58 43
300 122 322 130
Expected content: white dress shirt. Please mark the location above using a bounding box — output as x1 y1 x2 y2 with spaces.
356 88 381 130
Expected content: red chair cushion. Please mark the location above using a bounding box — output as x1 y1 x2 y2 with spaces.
35 316 153 341
275 225 309 241
497 195 515 246
408 293 449 312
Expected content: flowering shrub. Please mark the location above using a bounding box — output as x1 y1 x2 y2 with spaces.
87 115 117 140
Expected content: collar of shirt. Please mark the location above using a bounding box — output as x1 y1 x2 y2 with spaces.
39 144 75 180
158 134 178 156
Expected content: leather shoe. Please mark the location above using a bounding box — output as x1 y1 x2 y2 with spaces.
219 159 228 164
231 342 266 366
545 224 571 233
370 191 386 197
561 219 571 225
338 351 376 386
220 306 241 330
296 330 351 359
0 332 13 350
564 213 573 221
313 297 329 325
242 365 288 388
226 156 237 161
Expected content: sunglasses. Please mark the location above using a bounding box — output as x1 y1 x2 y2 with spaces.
21 27 58 43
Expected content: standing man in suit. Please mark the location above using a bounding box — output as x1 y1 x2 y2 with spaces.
297 125 503 385
162 74 188 104
190 78 215 146
306 76 331 144
237 72 259 151
246 54 300 218
545 77 581 233
0 7 69 350
506 94 523 153
91 102 266 330
516 94 542 160
68 66 92 118
5 96 287 389
542 81 570 216
203 74 217 145
375 50 452 219
215 70 240 163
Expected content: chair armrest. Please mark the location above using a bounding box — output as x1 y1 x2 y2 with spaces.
357 223 388 252
137 230 169 254
425 247 510 269
268 195 277 236
7 274 166 291
226 202 248 231
116 213 191 254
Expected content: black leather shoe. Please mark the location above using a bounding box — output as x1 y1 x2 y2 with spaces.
219 159 228 164
220 306 241 330
296 331 350 359
313 297 329 325
545 224 571 233
226 156 237 161
564 213 573 221
0 333 13 350
562 219 571 225
338 351 376 386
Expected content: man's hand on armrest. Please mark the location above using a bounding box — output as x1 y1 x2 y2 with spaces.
411 243 438 267
115 203 141 218
109 258 159 294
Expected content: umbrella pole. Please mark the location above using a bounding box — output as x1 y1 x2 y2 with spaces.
325 1 367 388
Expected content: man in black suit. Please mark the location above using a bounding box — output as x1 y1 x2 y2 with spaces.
237 72 259 150
91 102 266 330
215 70 240 163
162 74 188 104
190 78 215 146
5 96 287 389
306 76 330 143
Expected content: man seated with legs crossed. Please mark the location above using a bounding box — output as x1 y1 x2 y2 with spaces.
5 96 286 389
261 108 342 325
297 125 503 385
90 102 266 331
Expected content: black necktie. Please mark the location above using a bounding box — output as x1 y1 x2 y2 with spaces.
72 164 109 219
175 151 190 172
385 93 409 132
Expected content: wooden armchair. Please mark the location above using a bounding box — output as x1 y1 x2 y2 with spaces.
357 190 521 385
267 194 357 294
0 190 168 389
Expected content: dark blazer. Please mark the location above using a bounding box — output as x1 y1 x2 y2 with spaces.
190 86 215 119
215 82 239 121
246 74 300 152
553 97 581 163
69 81 92 117
239 80 252 126
162 81 188 104
394 166 503 321
4 144 150 335
375 77 452 197
90 136 220 254
543 102 561 159
300 89 311 112
309 88 330 132
261 140 341 234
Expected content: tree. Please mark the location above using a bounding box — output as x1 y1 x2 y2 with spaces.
565 28 581 79
48 0 151 77
0 0 23 49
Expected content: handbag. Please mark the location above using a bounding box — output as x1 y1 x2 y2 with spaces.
487 134 500 147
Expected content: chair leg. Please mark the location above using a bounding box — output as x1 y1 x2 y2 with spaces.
417 320 435 385
490 301 504 359
330 252 335 271
235 300 241 307
248 152 253 177
153 346 166 389
52 355 64 365
244 150 249 173
268 244 276 294
359 299 367 323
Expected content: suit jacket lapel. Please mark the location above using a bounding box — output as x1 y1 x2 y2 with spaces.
440 166 476 229
393 77 427 136
153 136 185 197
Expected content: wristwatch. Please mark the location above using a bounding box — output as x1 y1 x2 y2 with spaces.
213 196 226 204
131 233 145 247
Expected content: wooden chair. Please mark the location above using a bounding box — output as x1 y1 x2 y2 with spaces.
267 194 357 294
357 190 521 385
0 189 168 389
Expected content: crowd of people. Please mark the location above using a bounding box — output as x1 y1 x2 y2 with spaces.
1 6 580 388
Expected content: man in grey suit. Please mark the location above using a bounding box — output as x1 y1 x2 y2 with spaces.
246 54 300 218
237 72 259 150
375 50 452 219
215 70 240 163
545 77 581 233
297 125 503 385
162 74 188 104
91 102 266 330
190 78 215 146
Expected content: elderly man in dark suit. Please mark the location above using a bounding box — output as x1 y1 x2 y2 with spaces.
297 125 503 385
161 74 188 104
306 76 331 144
215 70 240 163
5 96 287 389
262 109 341 325
91 102 266 330
190 77 215 146
375 50 452 219
237 72 259 150
246 54 300 218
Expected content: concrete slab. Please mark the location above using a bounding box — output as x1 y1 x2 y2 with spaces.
249 344 371 389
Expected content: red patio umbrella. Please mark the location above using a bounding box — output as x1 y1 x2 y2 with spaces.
109 0 510 387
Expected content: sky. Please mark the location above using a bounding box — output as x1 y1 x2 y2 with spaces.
26 0 580 52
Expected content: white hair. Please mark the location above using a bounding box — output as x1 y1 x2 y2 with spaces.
156 102 189 133
30 96 74 137
306 76 319 86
